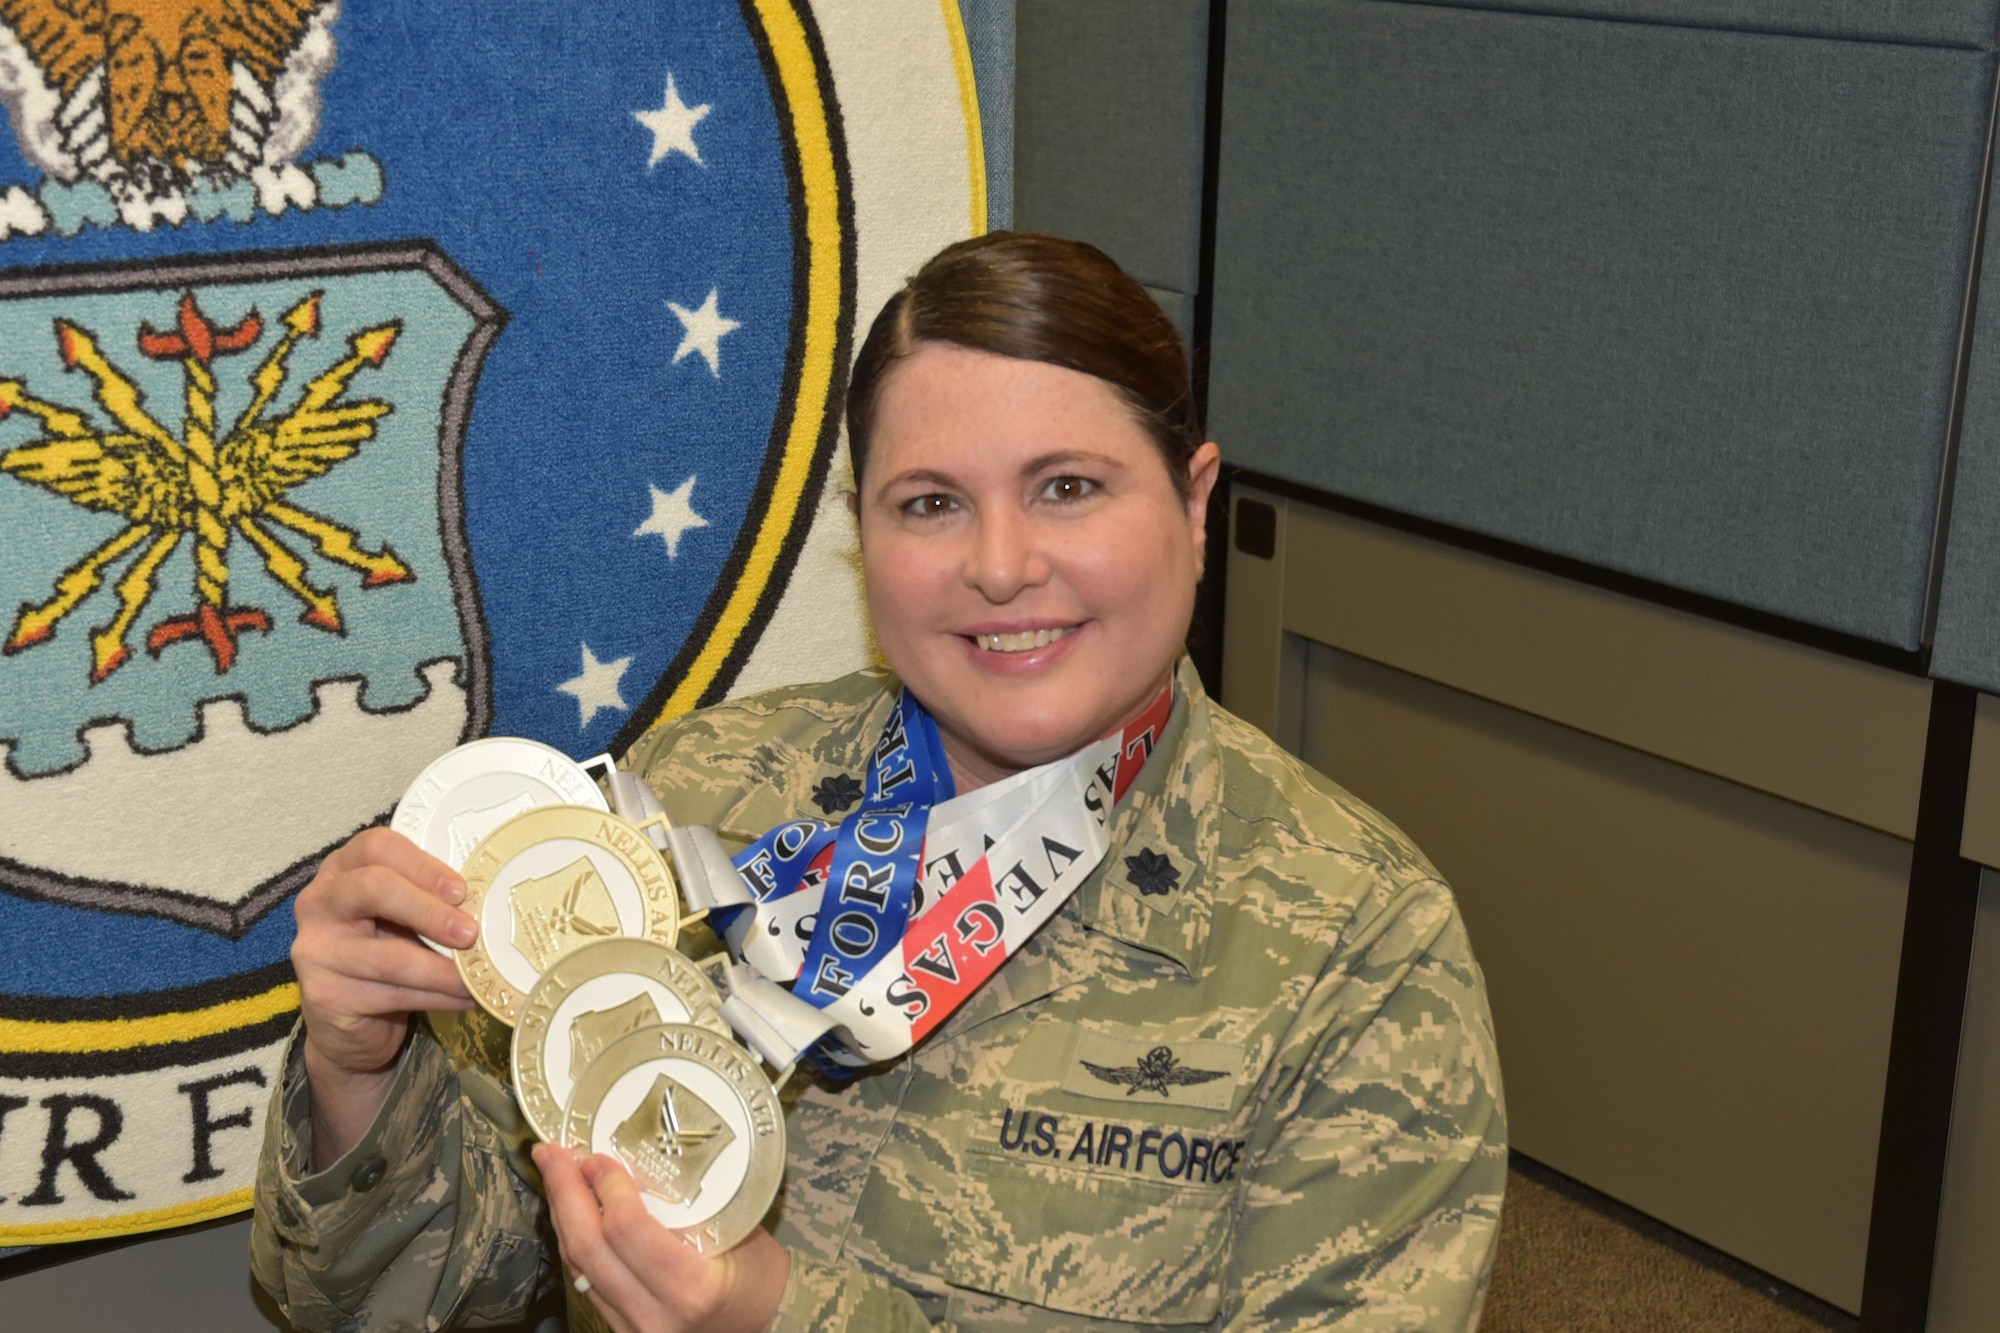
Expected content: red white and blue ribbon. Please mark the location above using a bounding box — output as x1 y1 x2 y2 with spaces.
652 684 1172 1071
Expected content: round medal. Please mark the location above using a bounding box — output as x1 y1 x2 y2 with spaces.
512 938 730 1143
562 1023 785 1256
455 806 684 1023
393 738 610 956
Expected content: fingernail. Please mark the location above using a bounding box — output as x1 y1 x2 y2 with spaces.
440 876 465 904
448 914 476 946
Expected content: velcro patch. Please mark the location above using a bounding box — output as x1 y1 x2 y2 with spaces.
1063 1032 1243 1111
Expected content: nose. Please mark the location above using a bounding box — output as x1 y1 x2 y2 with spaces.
962 508 1049 603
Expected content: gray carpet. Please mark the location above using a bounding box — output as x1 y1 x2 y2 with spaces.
1482 1157 1858 1332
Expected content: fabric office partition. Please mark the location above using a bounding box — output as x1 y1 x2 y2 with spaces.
1930 155 2000 695
1208 0 1997 648
1015 0 1210 332
1393 0 1998 45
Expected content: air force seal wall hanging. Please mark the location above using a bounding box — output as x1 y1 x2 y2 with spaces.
0 0 996 1244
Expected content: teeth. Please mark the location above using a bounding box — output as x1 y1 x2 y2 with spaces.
976 627 1072 653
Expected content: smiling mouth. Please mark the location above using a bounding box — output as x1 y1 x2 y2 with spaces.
974 626 1076 653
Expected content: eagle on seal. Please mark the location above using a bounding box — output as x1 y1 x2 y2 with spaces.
0 0 336 227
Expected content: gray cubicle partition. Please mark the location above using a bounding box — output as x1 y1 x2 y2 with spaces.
1014 0 1211 336
1200 4 2000 1328
1932 144 2000 696
1208 0 1998 649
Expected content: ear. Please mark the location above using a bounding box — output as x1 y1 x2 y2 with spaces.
1184 442 1222 579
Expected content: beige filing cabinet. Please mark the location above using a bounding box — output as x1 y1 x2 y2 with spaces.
1221 484 1935 1313
1929 703 2000 1333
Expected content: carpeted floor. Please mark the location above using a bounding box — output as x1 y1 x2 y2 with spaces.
1482 1156 1858 1332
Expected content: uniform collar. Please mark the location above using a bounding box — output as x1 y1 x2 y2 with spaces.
1068 656 1220 978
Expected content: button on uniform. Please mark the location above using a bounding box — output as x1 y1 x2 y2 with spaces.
350 1156 388 1192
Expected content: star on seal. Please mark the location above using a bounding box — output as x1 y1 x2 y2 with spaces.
1082 1045 1229 1097
812 773 863 814
1124 848 1180 897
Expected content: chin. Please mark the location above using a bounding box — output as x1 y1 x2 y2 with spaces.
967 704 1110 765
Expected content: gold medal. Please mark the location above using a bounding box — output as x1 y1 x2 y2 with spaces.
562 1022 785 1256
511 937 731 1143
456 805 684 1023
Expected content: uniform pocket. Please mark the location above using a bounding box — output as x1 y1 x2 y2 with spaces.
945 1144 1234 1324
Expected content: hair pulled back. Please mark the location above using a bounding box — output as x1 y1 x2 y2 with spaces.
845 232 1199 494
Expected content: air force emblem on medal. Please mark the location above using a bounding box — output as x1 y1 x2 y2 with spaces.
614 1074 737 1207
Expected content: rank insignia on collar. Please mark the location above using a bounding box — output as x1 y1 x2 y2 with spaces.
1124 848 1180 898
811 772 862 814
1082 1044 1228 1098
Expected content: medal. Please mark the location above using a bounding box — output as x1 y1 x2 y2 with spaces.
455 805 685 1023
561 1022 785 1256
392 738 612 956
512 938 731 1143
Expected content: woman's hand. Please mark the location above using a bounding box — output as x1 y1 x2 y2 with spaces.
534 1143 790 1333
291 827 478 1167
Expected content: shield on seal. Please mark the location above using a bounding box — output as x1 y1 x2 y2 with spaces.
0 248 500 934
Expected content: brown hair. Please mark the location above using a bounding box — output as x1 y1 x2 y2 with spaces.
845 232 1198 494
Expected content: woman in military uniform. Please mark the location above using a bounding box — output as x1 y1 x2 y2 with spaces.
253 233 1507 1331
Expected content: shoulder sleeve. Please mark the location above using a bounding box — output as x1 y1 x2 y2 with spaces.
622 703 772 830
622 671 895 834
1219 875 1508 1331
250 1019 555 1330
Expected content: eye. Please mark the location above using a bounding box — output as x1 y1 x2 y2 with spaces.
901 492 957 518
1041 475 1098 503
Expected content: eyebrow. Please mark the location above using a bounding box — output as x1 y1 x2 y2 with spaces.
877 450 1129 491
1019 449 1127 475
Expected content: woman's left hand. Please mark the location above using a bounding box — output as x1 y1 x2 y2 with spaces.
533 1142 790 1333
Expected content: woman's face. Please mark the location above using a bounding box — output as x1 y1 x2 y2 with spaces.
856 342 1221 788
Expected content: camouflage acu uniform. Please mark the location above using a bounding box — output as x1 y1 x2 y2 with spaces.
252 659 1507 1330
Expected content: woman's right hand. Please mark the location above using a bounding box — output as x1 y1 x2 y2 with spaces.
290 827 479 1166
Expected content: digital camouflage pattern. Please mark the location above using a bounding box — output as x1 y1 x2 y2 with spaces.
251 659 1507 1330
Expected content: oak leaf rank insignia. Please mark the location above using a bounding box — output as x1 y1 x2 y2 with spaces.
1124 847 1180 898
811 772 862 814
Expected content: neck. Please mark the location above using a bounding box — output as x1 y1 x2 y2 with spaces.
938 735 1022 795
